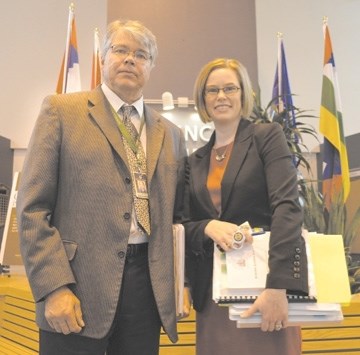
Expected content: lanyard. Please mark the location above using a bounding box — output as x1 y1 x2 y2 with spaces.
111 106 145 155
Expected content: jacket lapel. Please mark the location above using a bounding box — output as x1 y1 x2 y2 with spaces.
220 119 254 216
88 87 130 170
144 105 165 184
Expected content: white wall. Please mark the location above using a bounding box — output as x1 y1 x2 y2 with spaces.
1 1 359 169
256 0 360 150
0 0 107 150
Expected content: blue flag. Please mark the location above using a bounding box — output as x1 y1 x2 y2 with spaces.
271 37 296 130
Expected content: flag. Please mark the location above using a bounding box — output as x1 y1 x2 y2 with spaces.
271 34 298 169
56 3 81 94
91 28 102 89
271 33 296 130
319 21 350 210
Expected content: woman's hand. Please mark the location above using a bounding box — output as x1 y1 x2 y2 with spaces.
240 288 288 332
205 220 253 252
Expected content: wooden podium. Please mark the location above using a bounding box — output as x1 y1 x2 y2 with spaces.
0 274 38 354
1 273 359 355
0 274 196 355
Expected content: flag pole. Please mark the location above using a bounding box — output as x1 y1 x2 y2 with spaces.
276 32 283 111
62 3 75 93
322 16 328 40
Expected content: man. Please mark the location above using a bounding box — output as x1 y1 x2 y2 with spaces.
17 20 186 355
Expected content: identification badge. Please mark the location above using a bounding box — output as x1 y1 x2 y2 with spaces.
132 171 149 199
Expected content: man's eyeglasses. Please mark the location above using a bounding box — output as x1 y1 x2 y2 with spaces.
204 86 240 97
111 45 152 63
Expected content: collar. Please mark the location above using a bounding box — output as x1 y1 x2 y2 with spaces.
101 83 144 117
194 118 253 159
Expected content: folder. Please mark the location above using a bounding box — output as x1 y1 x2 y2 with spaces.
307 233 351 304
173 223 185 317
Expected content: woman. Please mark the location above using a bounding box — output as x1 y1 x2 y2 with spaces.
183 58 309 355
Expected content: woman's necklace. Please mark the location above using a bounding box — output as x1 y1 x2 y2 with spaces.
213 144 230 162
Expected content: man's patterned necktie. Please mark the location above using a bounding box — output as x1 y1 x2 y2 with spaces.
120 105 151 235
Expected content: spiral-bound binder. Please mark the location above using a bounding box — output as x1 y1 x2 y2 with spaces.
213 232 351 305
212 232 350 327
217 294 317 305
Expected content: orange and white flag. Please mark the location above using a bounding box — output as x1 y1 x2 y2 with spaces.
56 3 81 94
91 28 102 89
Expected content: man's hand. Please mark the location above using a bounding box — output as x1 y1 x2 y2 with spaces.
179 286 192 319
44 286 85 334
240 289 288 332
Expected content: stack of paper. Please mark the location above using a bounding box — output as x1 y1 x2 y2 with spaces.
213 233 317 303
212 232 351 328
229 302 343 328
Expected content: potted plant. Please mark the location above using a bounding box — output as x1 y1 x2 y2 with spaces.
250 92 318 175
251 92 360 294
